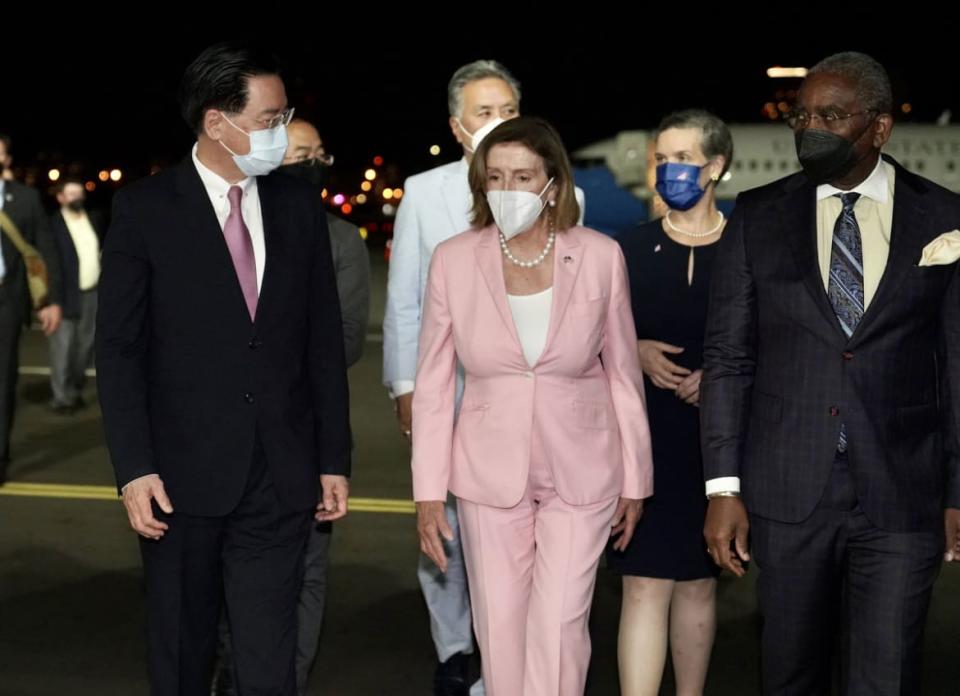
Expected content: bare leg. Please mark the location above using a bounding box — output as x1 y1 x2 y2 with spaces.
669 577 716 696
618 576 673 695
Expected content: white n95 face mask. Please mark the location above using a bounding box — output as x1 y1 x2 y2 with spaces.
458 117 506 153
486 178 554 240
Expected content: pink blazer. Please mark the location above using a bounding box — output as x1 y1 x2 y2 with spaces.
411 225 653 508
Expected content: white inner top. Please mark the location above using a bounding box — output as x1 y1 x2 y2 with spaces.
507 287 553 367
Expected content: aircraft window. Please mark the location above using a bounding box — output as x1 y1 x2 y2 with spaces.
749 160 757 171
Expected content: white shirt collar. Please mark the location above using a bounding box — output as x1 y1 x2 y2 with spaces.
816 156 889 204
191 143 254 199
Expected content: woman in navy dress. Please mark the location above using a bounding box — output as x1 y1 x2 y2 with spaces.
608 109 734 696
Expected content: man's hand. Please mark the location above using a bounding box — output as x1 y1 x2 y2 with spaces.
944 508 960 562
121 474 173 540
395 392 413 442
416 500 453 573
637 340 691 390
316 475 349 522
37 304 62 337
610 497 644 551
704 496 750 577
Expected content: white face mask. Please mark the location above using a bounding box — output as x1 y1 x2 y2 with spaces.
220 114 288 177
486 177 554 240
457 117 506 153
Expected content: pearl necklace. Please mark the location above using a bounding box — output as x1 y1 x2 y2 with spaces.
499 231 556 268
665 210 725 238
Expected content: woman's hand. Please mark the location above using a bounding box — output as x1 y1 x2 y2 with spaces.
637 340 691 390
676 368 703 406
610 497 644 551
416 500 453 572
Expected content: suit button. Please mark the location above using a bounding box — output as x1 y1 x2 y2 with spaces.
829 406 840 417
248 340 258 349
244 392 255 404
842 351 853 361
524 371 535 379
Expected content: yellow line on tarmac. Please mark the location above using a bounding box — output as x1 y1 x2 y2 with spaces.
0 482 415 514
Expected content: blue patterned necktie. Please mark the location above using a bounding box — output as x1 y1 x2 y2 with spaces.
827 192 863 452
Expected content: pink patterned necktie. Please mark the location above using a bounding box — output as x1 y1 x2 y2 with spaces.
224 185 258 320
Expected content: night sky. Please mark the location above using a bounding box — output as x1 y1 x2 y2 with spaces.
5 28 959 212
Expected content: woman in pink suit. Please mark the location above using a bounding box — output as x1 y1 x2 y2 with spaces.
412 116 654 696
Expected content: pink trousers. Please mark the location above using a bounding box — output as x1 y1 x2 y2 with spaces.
457 428 619 696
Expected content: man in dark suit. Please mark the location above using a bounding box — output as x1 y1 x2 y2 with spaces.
0 133 62 484
701 52 960 695
213 118 370 696
95 42 351 696
48 177 104 412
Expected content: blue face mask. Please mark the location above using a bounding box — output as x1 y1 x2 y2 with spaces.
219 115 288 177
655 162 711 211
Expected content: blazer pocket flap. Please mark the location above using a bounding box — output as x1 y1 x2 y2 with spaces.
572 399 613 429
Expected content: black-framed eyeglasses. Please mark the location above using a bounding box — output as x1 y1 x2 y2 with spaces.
783 108 876 130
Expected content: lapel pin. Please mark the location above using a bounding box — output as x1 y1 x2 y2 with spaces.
563 255 573 263
654 244 661 253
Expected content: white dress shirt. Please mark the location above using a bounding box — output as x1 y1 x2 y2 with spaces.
191 143 266 292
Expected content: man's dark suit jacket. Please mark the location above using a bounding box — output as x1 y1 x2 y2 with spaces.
50 208 105 319
701 155 960 532
1 180 62 318
96 158 350 516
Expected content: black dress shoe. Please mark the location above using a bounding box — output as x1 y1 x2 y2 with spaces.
433 653 469 696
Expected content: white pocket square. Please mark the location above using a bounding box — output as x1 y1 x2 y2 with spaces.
918 230 960 266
